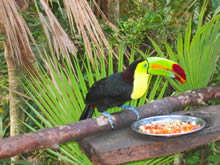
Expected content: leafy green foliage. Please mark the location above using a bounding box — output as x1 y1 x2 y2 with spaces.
0 160 41 165
183 142 220 165
118 1 180 47
116 0 209 48
206 142 220 165
0 109 9 139
212 0 220 12
123 153 177 165
206 154 220 165
205 142 220 165
185 151 201 164
149 9 220 92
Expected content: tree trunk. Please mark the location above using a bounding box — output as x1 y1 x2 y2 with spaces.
4 42 25 162
108 0 119 24
101 0 119 24
1 0 32 162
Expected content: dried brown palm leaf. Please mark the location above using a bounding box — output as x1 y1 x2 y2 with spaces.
39 0 77 70
36 0 78 92
63 0 112 62
0 0 38 69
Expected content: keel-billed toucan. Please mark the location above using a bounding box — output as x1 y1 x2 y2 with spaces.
79 57 186 127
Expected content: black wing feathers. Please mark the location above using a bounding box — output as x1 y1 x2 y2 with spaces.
85 73 132 112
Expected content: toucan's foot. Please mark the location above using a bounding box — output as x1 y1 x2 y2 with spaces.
102 112 114 129
121 105 140 120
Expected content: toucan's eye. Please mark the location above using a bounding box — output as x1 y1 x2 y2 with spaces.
143 63 147 68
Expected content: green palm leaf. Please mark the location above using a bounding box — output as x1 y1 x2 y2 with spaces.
23 45 171 164
150 6 220 93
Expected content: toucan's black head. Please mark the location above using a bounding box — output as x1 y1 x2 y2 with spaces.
122 59 145 85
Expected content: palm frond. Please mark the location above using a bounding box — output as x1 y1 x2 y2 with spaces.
39 0 77 68
0 0 38 68
63 0 111 62
123 153 177 165
149 3 220 93
23 45 170 163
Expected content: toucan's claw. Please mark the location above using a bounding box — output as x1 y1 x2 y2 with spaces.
102 112 114 129
121 105 140 120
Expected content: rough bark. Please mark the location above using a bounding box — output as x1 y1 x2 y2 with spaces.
0 86 219 159
108 0 119 24
4 42 25 135
100 0 119 24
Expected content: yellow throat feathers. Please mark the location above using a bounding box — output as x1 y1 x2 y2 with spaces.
131 61 149 99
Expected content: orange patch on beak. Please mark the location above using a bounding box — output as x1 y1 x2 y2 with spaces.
179 77 185 83
151 64 170 70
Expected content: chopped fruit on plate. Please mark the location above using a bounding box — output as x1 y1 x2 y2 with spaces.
139 120 201 135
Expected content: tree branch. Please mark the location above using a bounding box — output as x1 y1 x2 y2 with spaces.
0 86 219 159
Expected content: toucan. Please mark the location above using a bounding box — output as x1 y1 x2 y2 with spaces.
79 57 186 128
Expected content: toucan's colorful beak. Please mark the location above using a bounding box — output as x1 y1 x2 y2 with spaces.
147 57 186 83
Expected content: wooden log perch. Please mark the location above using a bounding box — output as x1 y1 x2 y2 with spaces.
0 86 219 159
79 105 220 165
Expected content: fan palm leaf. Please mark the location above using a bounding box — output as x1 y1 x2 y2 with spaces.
149 7 220 92
23 45 170 163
